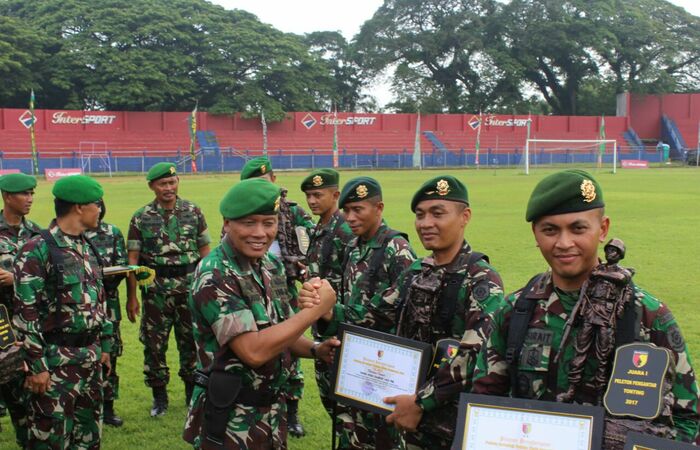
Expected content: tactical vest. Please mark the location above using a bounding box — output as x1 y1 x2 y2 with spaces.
505 273 641 398
39 229 105 332
276 189 308 283
317 214 346 280
341 227 408 301
396 250 488 344
140 203 200 265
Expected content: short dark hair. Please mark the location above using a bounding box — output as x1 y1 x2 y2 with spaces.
54 198 75 218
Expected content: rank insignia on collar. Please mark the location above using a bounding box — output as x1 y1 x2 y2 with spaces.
312 175 323 187
356 185 368 198
437 179 450 196
580 179 596 203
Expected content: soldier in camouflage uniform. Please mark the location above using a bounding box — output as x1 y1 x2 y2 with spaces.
235 157 315 436
313 176 416 450
300 169 354 418
126 162 211 417
0 173 40 446
13 175 112 449
471 169 700 445
85 199 127 427
183 178 339 449
301 175 504 450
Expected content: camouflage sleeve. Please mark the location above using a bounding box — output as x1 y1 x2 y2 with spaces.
471 294 516 396
126 213 142 252
386 236 417 282
647 300 700 443
100 317 113 354
195 207 211 248
417 263 506 411
113 226 128 266
292 204 315 233
192 263 257 346
12 240 50 374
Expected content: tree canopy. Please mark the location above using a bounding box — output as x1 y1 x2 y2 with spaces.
0 0 698 116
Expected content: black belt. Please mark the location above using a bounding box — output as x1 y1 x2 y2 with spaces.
194 370 278 407
152 263 197 278
44 332 99 348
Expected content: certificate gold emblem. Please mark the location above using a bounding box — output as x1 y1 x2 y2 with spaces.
580 179 596 203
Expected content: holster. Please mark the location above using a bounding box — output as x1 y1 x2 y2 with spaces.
202 371 241 448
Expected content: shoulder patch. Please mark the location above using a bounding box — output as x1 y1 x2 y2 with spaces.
472 279 491 302
667 324 686 353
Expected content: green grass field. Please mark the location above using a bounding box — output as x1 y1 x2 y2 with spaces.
1 167 699 449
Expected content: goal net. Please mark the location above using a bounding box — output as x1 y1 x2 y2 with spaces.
522 139 618 174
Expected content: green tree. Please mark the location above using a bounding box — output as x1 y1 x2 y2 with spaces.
355 0 522 113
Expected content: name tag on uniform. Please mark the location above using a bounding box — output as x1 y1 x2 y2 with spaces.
603 343 670 419
0 304 17 349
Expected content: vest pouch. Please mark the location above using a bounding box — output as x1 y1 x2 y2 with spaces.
202 371 241 447
515 328 553 399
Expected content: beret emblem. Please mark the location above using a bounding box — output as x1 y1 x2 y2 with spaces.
436 179 450 196
356 185 368 198
580 179 596 203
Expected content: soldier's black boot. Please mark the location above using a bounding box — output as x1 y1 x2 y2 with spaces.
103 400 124 427
150 386 168 417
185 381 194 407
287 399 305 438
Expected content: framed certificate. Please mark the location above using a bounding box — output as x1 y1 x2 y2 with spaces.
451 394 604 450
330 323 432 415
623 431 697 450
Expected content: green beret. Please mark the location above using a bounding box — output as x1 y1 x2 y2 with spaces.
240 157 273 180
526 169 605 222
146 162 177 182
52 175 103 204
411 175 468 212
0 173 37 193
301 169 339 192
339 176 382 208
220 178 281 219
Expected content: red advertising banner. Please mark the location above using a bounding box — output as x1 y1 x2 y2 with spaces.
44 168 83 181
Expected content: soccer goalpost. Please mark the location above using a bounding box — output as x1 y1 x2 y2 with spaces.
523 139 618 175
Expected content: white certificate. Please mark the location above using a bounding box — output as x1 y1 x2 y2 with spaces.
461 404 594 450
333 327 427 412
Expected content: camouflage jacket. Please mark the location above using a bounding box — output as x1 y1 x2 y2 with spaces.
320 221 416 337
189 237 297 392
12 220 112 374
0 210 41 312
128 197 210 291
306 210 354 293
85 221 127 321
270 190 314 284
332 241 505 412
472 271 700 443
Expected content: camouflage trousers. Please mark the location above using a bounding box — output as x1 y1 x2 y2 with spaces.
140 288 196 387
103 321 122 401
284 357 304 402
27 361 103 450
335 405 400 450
0 373 28 447
183 386 288 450
314 358 334 417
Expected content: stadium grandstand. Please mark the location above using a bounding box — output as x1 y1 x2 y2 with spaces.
0 92 698 174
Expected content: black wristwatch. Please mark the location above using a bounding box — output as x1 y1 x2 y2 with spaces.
310 342 320 359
